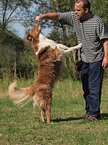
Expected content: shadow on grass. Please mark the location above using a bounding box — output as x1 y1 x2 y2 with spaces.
101 113 108 120
52 113 108 123
52 117 82 123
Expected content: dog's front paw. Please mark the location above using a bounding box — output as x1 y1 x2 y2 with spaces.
40 118 45 123
78 43 82 48
47 122 54 124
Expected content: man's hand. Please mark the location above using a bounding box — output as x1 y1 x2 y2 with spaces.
102 57 108 69
35 15 43 22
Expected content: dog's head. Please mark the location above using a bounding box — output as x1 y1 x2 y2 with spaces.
25 23 40 43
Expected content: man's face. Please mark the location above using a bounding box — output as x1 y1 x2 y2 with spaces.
75 2 85 20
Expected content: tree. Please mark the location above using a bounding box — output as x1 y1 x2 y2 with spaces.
0 0 34 31
32 0 76 45
90 0 108 29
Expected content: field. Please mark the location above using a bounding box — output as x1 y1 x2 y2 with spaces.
0 77 108 145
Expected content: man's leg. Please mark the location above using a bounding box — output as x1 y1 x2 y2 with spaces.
81 62 89 114
88 60 103 118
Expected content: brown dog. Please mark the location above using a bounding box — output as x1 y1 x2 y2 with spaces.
9 24 82 124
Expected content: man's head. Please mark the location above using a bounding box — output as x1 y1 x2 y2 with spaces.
75 0 91 20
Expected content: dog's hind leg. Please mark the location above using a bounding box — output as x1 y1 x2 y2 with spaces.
41 108 45 123
46 104 51 124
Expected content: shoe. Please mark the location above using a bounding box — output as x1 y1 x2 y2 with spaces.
81 113 90 119
85 115 101 121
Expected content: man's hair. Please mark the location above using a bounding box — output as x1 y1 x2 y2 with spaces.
76 0 91 11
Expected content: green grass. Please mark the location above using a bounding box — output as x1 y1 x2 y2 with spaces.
0 78 108 145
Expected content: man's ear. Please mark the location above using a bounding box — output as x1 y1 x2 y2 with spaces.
85 8 89 13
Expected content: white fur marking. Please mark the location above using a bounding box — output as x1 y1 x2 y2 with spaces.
36 33 82 56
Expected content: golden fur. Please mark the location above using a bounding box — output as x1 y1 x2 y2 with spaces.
9 24 82 124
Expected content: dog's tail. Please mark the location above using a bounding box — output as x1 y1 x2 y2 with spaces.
9 82 34 106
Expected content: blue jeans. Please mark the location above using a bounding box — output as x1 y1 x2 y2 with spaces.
81 60 104 118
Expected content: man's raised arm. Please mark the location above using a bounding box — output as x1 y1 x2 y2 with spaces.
35 13 60 22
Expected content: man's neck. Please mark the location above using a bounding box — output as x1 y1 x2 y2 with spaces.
81 12 92 21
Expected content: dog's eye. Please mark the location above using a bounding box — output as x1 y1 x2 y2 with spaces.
27 35 32 41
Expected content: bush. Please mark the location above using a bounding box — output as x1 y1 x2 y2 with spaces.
16 44 39 78
0 44 14 78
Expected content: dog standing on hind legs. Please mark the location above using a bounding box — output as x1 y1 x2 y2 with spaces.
9 23 82 124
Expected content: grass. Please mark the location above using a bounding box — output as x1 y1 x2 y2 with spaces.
0 77 108 145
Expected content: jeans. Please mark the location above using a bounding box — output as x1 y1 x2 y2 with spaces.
81 60 104 118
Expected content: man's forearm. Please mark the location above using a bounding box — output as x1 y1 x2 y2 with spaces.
35 13 60 22
42 13 60 21
103 40 108 58
102 40 108 68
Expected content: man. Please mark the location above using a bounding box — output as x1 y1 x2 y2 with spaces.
36 0 108 121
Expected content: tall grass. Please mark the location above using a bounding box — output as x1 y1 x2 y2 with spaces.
0 77 108 144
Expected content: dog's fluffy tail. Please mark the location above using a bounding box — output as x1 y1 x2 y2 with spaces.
9 82 34 106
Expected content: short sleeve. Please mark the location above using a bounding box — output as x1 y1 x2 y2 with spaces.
96 18 108 41
59 12 75 26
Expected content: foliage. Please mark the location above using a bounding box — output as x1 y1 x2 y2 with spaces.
33 0 76 46
16 42 39 78
33 0 76 28
0 39 39 79
90 0 108 29
0 0 34 31
0 43 14 78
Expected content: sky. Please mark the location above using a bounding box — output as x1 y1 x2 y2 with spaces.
12 22 50 39
13 23 26 39
0 2 50 39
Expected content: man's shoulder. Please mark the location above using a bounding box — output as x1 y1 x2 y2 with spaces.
59 11 77 21
60 11 75 16
92 13 104 24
